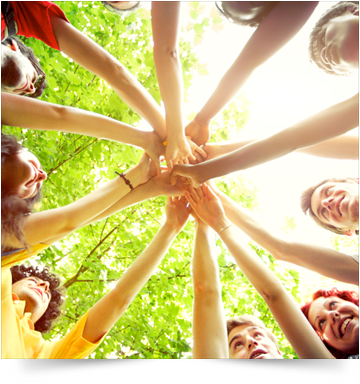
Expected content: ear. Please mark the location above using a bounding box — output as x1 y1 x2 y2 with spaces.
348 6 359 16
10 39 19 52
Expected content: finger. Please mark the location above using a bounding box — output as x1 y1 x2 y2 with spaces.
151 156 161 177
194 152 204 163
185 192 197 208
183 157 189 165
204 183 218 201
170 169 177 186
195 185 204 198
189 153 197 161
194 145 207 158
188 187 200 203
168 159 173 173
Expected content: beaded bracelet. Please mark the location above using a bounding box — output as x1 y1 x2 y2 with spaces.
115 172 134 190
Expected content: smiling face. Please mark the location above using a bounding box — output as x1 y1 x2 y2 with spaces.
228 324 282 359
12 276 52 324
310 181 359 231
1 40 37 95
1 149 47 199
308 296 359 355
317 8 359 75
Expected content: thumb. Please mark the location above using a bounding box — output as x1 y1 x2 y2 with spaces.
149 154 161 177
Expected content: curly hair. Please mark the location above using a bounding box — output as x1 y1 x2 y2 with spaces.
308 1 359 76
301 288 359 359
10 264 65 334
215 1 279 28
1 36 47 98
1 133 43 251
299 176 359 236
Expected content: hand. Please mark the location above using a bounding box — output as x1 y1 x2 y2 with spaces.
186 136 207 163
201 143 222 161
185 117 211 146
185 184 229 232
149 170 190 197
136 152 167 185
170 164 201 187
164 196 191 233
206 179 221 196
165 136 196 172
142 131 166 177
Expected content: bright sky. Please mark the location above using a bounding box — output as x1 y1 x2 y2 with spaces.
141 2 359 295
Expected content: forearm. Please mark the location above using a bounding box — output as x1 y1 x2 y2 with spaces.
220 225 284 300
192 224 228 359
219 193 359 285
194 93 359 183
19 167 143 248
50 16 167 139
1 94 150 149
219 193 284 259
152 2 184 140
83 224 178 342
197 61 253 124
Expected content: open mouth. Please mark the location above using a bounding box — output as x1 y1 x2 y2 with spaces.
250 350 267 359
15 78 29 92
339 317 352 337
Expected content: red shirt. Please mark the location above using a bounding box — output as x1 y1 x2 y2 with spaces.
1 1 69 50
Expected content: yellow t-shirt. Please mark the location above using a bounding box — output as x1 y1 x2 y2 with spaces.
1 244 49 268
1 246 106 359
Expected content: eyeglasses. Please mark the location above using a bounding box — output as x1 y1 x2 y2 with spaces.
28 57 46 92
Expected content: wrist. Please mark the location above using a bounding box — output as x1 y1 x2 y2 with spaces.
195 112 211 125
213 218 232 234
123 167 142 189
162 222 181 236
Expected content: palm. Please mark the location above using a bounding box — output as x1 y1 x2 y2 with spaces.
165 139 193 171
185 119 211 146
152 171 189 197
165 196 190 231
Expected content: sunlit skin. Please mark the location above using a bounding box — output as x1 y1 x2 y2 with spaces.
317 7 359 75
1 149 47 199
310 181 359 231
1 41 37 95
221 1 275 22
228 324 282 359
308 296 359 355
106 1 140 10
12 277 51 324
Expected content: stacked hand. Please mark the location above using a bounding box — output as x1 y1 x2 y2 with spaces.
164 196 191 233
170 164 201 188
185 117 211 146
165 136 197 172
142 131 166 177
185 184 230 233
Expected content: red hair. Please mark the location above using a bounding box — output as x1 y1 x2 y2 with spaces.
301 288 359 359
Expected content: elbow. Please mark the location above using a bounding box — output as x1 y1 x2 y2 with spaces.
258 283 284 304
154 46 180 64
105 60 133 88
194 282 221 302
267 239 290 262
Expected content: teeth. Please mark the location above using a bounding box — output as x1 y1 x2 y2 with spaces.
340 319 351 335
252 353 263 359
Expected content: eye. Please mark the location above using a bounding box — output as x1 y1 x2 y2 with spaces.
319 319 325 331
326 188 331 196
329 301 337 309
254 333 262 338
234 341 243 349
322 208 327 218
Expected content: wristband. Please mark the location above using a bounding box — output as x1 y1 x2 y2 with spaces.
217 224 232 235
115 172 134 190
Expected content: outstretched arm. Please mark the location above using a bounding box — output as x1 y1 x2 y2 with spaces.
192 214 228 359
187 184 334 359
172 93 359 186
3 154 153 251
49 14 167 140
1 93 164 176
201 134 359 162
152 2 196 170
211 183 358 285
185 2 318 144
82 196 190 343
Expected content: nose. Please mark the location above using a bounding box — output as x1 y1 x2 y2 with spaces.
23 81 35 95
322 197 335 211
247 337 258 350
36 169 47 182
38 281 50 292
329 311 339 324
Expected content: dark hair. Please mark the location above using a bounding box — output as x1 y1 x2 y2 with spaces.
101 1 142 15
308 2 359 76
215 1 279 28
11 264 65 333
1 36 47 98
300 176 359 236
1 133 43 251
301 288 359 359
